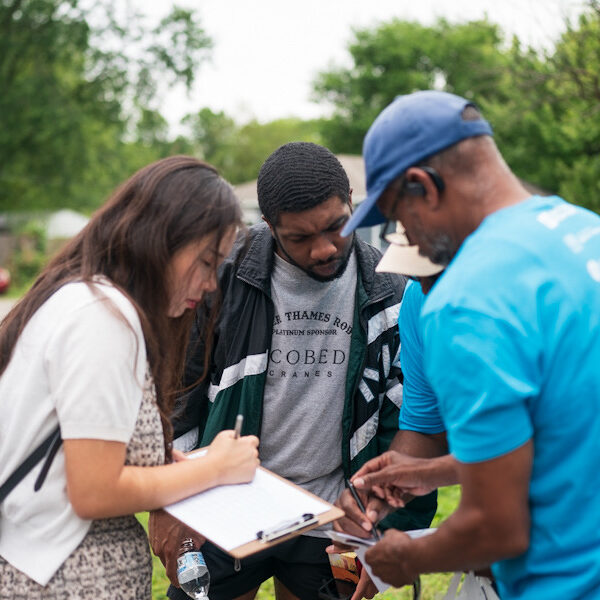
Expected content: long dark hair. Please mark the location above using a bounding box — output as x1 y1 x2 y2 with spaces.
0 156 242 457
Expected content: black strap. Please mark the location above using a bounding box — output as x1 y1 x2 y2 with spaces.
0 425 62 503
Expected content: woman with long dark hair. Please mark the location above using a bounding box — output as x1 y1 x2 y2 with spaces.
0 156 259 598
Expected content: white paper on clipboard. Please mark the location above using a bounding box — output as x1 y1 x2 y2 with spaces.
164 453 333 553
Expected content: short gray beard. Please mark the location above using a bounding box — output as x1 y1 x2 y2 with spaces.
407 208 455 268
426 232 455 267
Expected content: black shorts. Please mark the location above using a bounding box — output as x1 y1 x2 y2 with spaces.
167 535 333 600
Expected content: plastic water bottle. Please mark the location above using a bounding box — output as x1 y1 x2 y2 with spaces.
177 538 210 599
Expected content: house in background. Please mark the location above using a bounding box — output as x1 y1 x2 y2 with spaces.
45 209 89 255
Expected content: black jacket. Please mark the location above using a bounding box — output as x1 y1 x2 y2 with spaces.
175 223 436 531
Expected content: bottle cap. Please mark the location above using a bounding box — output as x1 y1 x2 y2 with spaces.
179 538 196 554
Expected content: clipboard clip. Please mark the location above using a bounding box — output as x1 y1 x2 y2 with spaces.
256 512 318 543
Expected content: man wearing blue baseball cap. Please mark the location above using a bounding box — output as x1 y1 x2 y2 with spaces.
342 90 600 599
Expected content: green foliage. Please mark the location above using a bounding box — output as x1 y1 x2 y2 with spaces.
8 219 48 291
476 6 600 212
147 6 213 94
3 0 599 218
529 4 600 211
224 118 323 183
0 0 212 212
312 5 600 213
183 109 323 183
313 18 509 154
183 108 238 175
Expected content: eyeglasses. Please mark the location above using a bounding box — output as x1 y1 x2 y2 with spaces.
379 166 445 245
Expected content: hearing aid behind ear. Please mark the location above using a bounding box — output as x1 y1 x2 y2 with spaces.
403 166 445 196
403 181 426 195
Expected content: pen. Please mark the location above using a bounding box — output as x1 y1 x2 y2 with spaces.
346 478 381 541
234 414 244 439
256 513 317 542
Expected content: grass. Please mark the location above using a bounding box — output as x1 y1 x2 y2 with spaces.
138 485 461 600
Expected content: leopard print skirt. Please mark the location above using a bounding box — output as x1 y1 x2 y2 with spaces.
0 516 152 600
0 369 165 599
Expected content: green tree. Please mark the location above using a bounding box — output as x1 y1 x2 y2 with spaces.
313 18 510 154
475 2 600 212
312 7 600 213
224 117 323 183
0 0 212 212
183 108 239 176
530 3 600 211
183 109 323 183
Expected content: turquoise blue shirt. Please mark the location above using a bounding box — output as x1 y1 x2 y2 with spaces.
421 196 600 600
398 280 444 434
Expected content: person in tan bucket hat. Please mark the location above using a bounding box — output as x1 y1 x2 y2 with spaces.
332 224 456 600
376 221 444 279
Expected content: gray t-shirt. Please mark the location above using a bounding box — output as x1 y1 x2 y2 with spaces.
260 250 357 523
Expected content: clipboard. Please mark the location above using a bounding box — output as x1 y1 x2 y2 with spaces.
165 464 344 558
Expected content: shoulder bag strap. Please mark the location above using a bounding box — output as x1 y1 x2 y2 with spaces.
0 425 62 503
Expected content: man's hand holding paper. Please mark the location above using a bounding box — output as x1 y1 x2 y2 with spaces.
364 529 418 590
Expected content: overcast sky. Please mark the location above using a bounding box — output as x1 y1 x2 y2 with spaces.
131 0 587 131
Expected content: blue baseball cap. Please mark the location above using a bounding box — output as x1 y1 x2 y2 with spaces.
342 90 493 235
